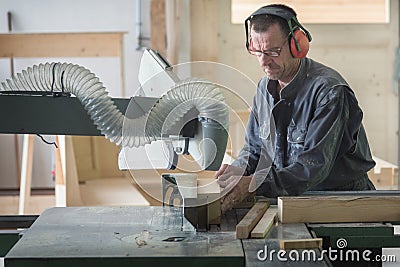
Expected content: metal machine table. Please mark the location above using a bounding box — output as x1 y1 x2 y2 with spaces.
4 206 328 267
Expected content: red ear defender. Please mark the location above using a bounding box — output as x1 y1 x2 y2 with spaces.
290 30 310 58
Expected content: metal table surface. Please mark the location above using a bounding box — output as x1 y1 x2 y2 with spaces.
4 206 328 267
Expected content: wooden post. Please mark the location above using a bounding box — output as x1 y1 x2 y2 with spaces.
18 134 34 215
54 135 66 206
166 0 180 65
55 135 82 207
150 0 166 55
190 0 218 62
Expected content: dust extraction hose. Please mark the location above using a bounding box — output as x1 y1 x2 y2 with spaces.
0 62 229 148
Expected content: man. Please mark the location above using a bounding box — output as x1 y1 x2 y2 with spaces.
216 4 376 212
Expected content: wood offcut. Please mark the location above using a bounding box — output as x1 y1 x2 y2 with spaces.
280 238 323 250
236 201 269 239
250 207 278 238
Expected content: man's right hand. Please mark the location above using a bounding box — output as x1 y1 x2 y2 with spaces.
214 164 246 183
215 164 247 197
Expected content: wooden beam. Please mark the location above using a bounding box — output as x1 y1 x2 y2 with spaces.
190 0 218 62
54 136 65 188
278 196 400 223
231 0 388 24
280 238 323 250
150 0 166 55
55 135 83 207
236 201 269 239
165 0 180 65
18 134 34 215
0 32 124 58
250 207 278 238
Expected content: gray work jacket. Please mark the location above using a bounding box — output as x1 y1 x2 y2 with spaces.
232 57 375 197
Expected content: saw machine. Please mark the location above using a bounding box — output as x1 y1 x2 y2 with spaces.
1 50 399 267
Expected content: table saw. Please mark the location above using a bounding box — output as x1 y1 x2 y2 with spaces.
3 198 400 267
1 49 400 267
1 205 328 267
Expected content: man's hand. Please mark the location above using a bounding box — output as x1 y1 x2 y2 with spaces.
215 164 253 213
215 164 246 181
220 176 253 213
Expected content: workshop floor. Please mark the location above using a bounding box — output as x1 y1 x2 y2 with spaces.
0 194 55 215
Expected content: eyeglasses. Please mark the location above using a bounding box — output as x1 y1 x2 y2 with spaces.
247 37 288 57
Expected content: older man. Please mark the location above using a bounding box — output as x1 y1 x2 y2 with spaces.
216 4 375 212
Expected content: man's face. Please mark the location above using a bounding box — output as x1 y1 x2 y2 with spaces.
250 23 299 82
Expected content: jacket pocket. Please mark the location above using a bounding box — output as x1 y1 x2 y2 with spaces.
287 125 307 164
287 125 307 144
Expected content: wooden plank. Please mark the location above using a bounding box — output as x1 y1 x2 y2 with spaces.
150 0 166 55
198 179 221 225
231 0 388 24
18 134 34 215
250 207 278 238
280 238 323 250
0 32 124 58
0 195 55 215
71 136 125 181
190 0 218 62
54 136 65 187
368 156 398 188
278 196 400 223
236 201 269 239
369 168 397 188
14 135 20 188
174 173 198 199
55 136 83 207
79 177 150 206
228 110 250 158
165 0 180 65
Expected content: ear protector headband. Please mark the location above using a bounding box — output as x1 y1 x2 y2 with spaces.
244 6 312 58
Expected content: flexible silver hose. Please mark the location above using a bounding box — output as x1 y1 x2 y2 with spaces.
0 62 229 148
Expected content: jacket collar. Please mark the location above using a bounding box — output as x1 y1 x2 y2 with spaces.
266 58 306 102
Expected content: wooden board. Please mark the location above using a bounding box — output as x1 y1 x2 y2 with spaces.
250 207 278 238
278 196 400 223
72 136 125 181
150 0 166 55
231 0 388 24
368 156 398 189
280 238 323 250
236 201 269 239
0 32 124 58
18 134 34 215
190 0 218 62
198 179 221 225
